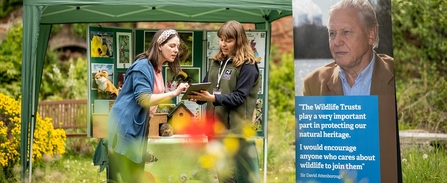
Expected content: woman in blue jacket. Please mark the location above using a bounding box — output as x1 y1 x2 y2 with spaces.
107 29 189 183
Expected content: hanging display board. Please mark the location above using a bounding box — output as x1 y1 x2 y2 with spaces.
87 26 132 137
87 26 269 138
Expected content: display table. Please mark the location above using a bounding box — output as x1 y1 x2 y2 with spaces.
145 135 218 183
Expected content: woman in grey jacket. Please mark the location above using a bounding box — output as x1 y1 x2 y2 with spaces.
189 20 261 183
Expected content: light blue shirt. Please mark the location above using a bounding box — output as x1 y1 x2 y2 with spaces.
339 53 375 96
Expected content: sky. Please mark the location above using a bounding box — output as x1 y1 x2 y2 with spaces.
292 0 340 26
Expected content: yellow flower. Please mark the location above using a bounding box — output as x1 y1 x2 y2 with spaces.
0 93 66 170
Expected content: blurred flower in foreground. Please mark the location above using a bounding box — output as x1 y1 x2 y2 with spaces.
243 124 256 138
167 108 260 181
340 169 369 183
201 140 229 173
223 137 240 155
171 110 227 140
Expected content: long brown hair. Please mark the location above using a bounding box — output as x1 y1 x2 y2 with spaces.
212 20 257 67
134 29 182 75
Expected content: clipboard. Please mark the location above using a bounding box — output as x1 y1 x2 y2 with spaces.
181 82 212 100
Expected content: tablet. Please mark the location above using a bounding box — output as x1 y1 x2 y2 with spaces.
181 82 212 100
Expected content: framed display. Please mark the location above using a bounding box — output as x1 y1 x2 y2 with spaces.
252 98 263 131
144 30 194 66
90 31 114 58
91 63 115 90
117 71 126 90
246 31 266 68
206 31 219 57
165 67 201 92
258 68 264 94
116 32 133 68
143 31 156 50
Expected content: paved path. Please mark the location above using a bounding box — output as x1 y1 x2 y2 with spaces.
399 130 447 148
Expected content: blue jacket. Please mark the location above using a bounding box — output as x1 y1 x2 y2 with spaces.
107 58 155 163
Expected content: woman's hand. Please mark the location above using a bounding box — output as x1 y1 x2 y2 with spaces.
174 83 189 96
188 90 215 103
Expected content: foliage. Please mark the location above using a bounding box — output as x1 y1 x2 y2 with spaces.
42 26 89 100
0 23 88 101
7 143 447 183
0 24 23 99
0 93 66 181
268 45 295 114
392 0 447 81
0 0 22 18
396 68 447 132
264 108 296 183
50 24 88 40
40 57 88 100
71 24 88 40
7 153 106 183
392 0 447 132
263 45 296 182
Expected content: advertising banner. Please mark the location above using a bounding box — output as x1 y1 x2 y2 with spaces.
292 0 401 182
296 96 380 182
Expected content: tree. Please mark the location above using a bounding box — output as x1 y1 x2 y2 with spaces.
268 46 295 114
0 23 88 100
0 0 22 19
0 23 22 99
392 0 447 80
392 0 447 132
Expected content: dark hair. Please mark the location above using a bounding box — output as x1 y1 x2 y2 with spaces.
134 29 182 74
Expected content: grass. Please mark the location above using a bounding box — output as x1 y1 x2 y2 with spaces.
16 137 296 183
17 141 447 183
12 153 106 183
8 138 107 183
21 142 446 183
36 153 106 183
401 145 447 183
